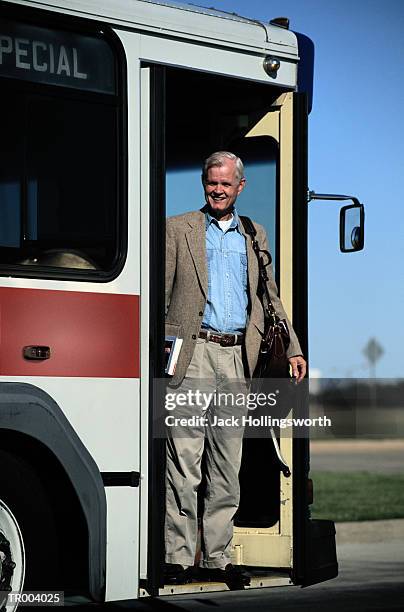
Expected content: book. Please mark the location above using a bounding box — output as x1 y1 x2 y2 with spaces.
165 335 183 375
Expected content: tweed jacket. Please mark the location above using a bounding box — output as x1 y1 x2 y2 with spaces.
166 209 302 386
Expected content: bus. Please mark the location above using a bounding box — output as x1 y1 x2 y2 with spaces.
0 0 364 606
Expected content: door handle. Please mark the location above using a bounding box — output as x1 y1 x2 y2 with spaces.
23 346 51 360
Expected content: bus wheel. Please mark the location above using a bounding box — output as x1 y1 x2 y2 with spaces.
0 499 25 612
0 449 60 591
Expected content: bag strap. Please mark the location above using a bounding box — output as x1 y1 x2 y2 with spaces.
239 215 278 324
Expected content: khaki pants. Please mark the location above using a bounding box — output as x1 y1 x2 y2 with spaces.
165 337 248 569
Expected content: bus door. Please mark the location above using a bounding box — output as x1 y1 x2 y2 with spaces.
141 60 315 593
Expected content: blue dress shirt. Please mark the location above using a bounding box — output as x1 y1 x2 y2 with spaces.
202 210 248 334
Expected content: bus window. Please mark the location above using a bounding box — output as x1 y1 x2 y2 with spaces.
0 18 123 276
231 136 278 272
165 68 279 271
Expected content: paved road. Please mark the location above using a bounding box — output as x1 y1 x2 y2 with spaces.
310 439 404 473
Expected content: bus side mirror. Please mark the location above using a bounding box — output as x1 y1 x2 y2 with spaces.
339 203 365 253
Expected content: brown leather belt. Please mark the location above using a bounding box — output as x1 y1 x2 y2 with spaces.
199 330 244 347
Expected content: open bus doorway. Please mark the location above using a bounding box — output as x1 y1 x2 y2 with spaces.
158 65 297 590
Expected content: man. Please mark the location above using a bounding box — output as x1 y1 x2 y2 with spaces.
164 151 306 589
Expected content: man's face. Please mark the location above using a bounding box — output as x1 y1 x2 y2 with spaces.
203 159 245 218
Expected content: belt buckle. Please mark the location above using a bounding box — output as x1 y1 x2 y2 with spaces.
221 333 236 347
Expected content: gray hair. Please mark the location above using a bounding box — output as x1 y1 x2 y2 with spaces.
202 151 244 183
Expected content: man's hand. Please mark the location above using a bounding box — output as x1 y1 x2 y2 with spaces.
288 355 307 384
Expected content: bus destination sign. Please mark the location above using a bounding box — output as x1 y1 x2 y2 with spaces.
0 19 116 94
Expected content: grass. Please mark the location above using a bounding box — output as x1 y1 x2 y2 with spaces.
310 471 404 522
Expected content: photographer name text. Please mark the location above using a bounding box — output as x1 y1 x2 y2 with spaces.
165 415 331 428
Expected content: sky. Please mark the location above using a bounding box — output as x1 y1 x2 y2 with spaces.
192 0 404 378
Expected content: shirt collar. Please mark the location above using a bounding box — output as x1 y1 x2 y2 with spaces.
205 209 242 232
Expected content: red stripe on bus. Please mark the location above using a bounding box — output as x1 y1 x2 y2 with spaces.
0 288 139 378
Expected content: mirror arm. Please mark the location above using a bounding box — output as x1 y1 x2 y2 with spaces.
307 190 361 207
